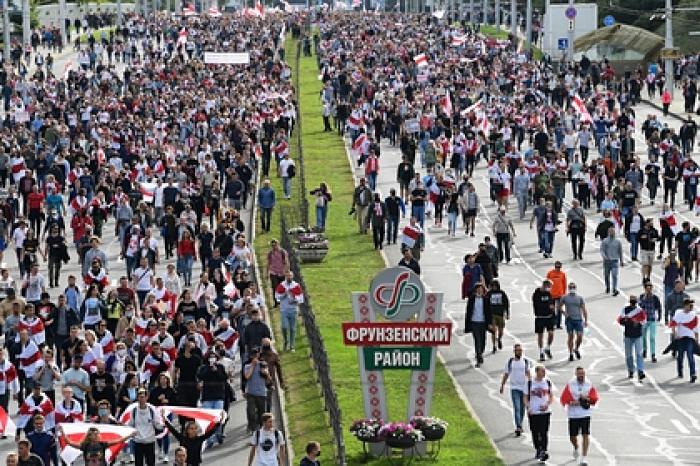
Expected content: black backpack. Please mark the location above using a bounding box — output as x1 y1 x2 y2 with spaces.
507 357 531 375
254 428 281 446
287 164 296 178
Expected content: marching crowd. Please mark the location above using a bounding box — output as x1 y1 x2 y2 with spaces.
0 9 308 466
314 11 698 465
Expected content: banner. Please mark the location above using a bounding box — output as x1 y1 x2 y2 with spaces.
203 52 250 65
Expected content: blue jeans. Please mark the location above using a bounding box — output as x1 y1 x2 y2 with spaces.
603 260 619 291
624 336 644 373
511 389 525 429
125 255 137 280
177 254 194 285
676 337 697 378
640 320 657 357
315 205 328 230
282 176 292 198
629 232 639 258
280 308 297 350
201 399 225 446
367 172 377 191
412 205 425 228
543 230 555 254
447 212 458 235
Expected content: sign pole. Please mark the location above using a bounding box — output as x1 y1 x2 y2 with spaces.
2 1 10 65
567 0 574 59
665 0 674 97
351 292 388 457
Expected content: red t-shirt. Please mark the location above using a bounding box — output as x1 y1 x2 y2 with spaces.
27 192 45 210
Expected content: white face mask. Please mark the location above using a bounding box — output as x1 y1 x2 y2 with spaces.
117 349 127 357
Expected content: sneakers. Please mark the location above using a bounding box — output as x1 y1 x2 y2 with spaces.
691 375 697 383
642 350 647 359
498 338 503 350
638 371 646 381
569 353 574 362
539 352 545 362
515 427 522 437
613 290 620 296
652 355 657 363
628 371 634 379
579 457 588 466
574 349 581 360
162 457 169 464
539 451 549 462
573 447 579 459
544 348 553 359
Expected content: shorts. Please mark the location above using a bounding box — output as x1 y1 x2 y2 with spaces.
466 208 477 218
565 319 584 334
639 250 655 266
498 188 510 197
492 314 506 329
568 417 591 436
535 317 555 334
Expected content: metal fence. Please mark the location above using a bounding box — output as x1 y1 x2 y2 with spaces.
279 206 347 466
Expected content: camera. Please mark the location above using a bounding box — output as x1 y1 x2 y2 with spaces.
579 398 591 410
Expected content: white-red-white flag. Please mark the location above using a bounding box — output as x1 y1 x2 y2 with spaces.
58 422 135 465
451 35 467 47
177 28 188 46
413 53 428 68
662 212 681 235
572 95 593 124
0 406 16 436
401 225 422 248
439 94 453 117
208 6 222 17
182 3 197 16
139 182 157 203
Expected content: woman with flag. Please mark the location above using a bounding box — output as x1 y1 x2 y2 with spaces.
60 425 134 466
162 411 224 466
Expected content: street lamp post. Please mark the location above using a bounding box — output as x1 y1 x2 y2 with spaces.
22 0 30 52
525 0 531 51
2 0 10 63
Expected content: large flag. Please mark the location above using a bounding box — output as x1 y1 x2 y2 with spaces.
208 6 222 17
182 4 197 16
119 404 225 437
18 340 41 377
255 1 265 16
58 422 135 465
18 393 54 428
413 53 428 68
572 95 593 124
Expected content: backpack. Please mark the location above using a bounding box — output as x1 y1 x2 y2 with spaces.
130 405 164 435
287 164 296 178
254 428 281 447
507 357 531 375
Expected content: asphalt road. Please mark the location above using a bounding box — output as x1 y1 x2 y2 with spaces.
0 43 257 466
351 102 700 466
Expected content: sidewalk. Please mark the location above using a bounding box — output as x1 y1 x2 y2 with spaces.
643 87 699 121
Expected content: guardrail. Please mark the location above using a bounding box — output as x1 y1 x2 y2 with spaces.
294 39 310 227
279 206 347 466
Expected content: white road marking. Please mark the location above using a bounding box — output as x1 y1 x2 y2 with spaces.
671 419 691 434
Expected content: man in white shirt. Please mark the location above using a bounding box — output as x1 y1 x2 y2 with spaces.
524 365 553 463
499 343 531 437
248 413 286 466
132 257 154 308
278 153 295 200
126 388 164 466
671 298 698 383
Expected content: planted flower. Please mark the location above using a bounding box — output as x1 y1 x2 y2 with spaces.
410 416 448 441
349 418 384 441
379 421 424 448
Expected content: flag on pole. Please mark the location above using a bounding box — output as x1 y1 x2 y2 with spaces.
413 53 428 68
439 94 453 117
255 1 265 17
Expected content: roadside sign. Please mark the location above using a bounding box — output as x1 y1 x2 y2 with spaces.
363 347 433 370
558 38 569 50
567 20 575 31
565 6 576 19
603 15 615 27
342 322 453 346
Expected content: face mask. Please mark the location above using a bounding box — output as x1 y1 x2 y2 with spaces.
126 311 134 318
569 289 576 294
127 387 136 399
117 349 127 357
98 408 109 417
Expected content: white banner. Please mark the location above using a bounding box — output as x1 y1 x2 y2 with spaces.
203 52 250 64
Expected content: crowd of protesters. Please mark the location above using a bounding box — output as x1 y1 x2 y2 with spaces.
313 11 698 464
0 9 302 466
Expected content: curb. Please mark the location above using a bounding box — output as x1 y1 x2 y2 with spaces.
641 98 694 122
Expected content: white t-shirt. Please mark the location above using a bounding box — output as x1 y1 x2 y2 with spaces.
250 429 285 466
133 267 153 291
527 378 552 414
504 357 531 392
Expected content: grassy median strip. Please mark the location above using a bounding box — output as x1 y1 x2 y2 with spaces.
256 38 502 465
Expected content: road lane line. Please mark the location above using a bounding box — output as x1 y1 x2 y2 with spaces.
671 419 690 434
